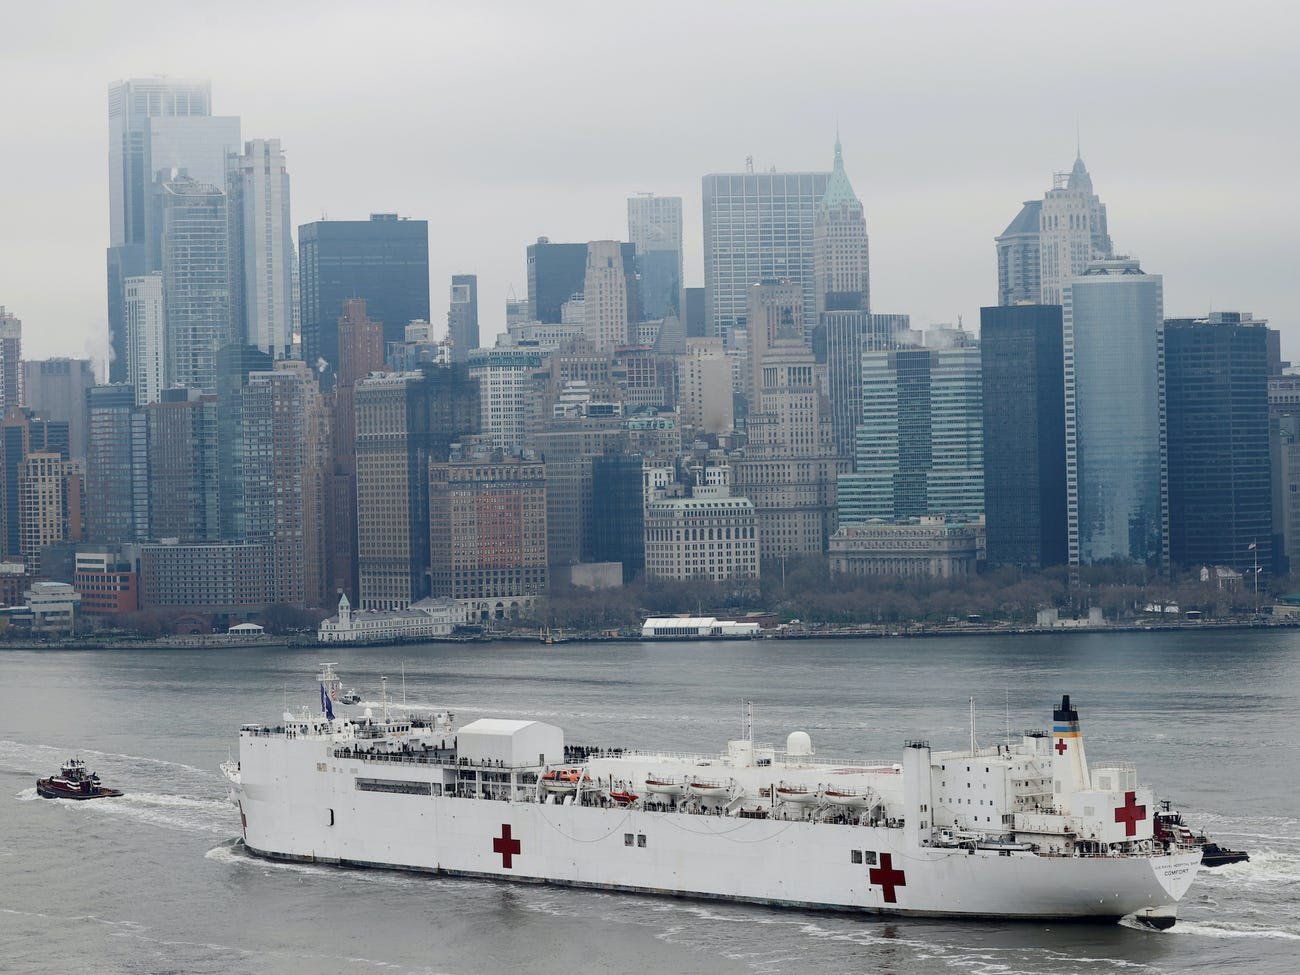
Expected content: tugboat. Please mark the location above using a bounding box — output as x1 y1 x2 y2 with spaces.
1154 801 1249 867
36 758 123 800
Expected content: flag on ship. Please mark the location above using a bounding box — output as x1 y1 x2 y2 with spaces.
320 683 335 721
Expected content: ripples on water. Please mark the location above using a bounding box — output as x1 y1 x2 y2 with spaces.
2 633 1299 974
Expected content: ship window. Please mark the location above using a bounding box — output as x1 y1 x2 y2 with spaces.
850 850 863 864
625 833 634 846
637 834 647 848
863 850 877 865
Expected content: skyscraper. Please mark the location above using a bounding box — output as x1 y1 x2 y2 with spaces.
1164 313 1271 574
589 454 645 581
447 274 479 363
1038 155 1113 305
83 385 148 545
22 358 95 461
0 307 22 412
813 137 869 315
993 200 1042 306
146 388 219 543
106 78 240 382
215 344 273 541
124 273 164 404
0 409 70 562
627 193 683 319
526 239 637 325
298 214 430 375
702 167 830 343
228 138 293 359
583 241 634 354
980 304 1067 569
1064 258 1166 566
837 346 984 524
822 311 911 460
159 176 231 393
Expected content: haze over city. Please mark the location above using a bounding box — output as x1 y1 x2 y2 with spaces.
5 0 1297 366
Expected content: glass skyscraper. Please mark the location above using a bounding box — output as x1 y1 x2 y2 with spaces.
627 194 683 320
1064 259 1166 566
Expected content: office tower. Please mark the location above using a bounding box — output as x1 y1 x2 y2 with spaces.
146 388 219 542
1164 313 1271 574
468 347 544 451
589 454 645 582
583 241 632 353
1270 377 1300 574
838 346 984 524
107 78 240 382
1064 258 1165 566
23 359 95 462
228 138 293 359
0 308 21 412
994 200 1042 305
123 273 164 404
813 137 869 315
684 287 706 338
526 239 637 325
428 454 549 603
744 281 803 407
980 305 1067 569
628 193 684 319
243 361 330 608
702 166 830 343
1038 155 1113 305
643 485 759 582
82 385 148 545
298 214 430 374
215 344 273 541
448 274 479 363
354 372 432 610
679 338 734 434
823 311 911 461
158 176 231 393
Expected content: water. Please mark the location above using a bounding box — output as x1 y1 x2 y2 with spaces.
2 630 1298 974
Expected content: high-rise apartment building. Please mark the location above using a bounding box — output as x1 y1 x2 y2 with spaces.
215 344 273 541
23 359 95 462
83 385 148 545
838 346 984 524
980 305 1067 569
994 200 1042 306
1038 156 1113 305
1164 313 1271 574
627 193 683 319
447 274 479 363
583 241 632 353
17 451 73 573
298 214 430 374
813 138 869 315
146 388 219 543
0 410 69 562
159 176 231 393
106 78 240 382
0 308 21 413
228 138 293 359
124 273 165 404
702 167 830 343
1064 259 1166 566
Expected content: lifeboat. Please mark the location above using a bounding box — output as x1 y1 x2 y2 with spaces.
607 789 639 805
643 777 686 797
541 768 592 793
688 779 729 799
824 788 870 808
775 784 818 805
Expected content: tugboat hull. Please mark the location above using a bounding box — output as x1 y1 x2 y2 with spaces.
36 779 123 800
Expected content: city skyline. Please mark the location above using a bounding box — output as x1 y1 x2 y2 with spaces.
4 2 1296 368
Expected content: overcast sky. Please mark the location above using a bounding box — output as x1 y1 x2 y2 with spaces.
4 1 1298 370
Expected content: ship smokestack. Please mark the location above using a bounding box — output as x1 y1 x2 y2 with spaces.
1051 694 1091 813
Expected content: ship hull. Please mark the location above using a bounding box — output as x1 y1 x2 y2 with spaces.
36 779 123 800
232 742 1199 924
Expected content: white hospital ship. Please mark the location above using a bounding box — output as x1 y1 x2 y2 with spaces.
222 665 1200 928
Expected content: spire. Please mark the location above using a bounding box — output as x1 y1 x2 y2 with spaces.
820 133 860 211
1067 152 1092 193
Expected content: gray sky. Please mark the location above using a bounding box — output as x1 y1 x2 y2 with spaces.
5 0 1298 369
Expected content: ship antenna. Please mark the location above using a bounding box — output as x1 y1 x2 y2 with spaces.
381 676 389 723
1005 689 1010 747
969 696 977 757
744 699 753 742
402 663 407 713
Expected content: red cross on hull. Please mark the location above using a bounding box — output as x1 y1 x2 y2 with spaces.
1055 738 1068 755
868 852 907 904
1114 791 1147 837
493 824 521 868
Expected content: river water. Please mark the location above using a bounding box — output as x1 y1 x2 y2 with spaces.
2 629 1297 974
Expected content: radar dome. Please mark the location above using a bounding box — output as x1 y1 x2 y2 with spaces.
786 731 813 757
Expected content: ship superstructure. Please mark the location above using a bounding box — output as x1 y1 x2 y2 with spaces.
223 666 1200 927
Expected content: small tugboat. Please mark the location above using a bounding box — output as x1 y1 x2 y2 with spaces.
1154 801 1249 867
36 758 123 800
339 689 362 705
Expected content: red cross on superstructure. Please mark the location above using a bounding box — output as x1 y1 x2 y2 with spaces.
493 824 521 868
1114 791 1147 837
868 853 907 904
1055 738 1068 755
